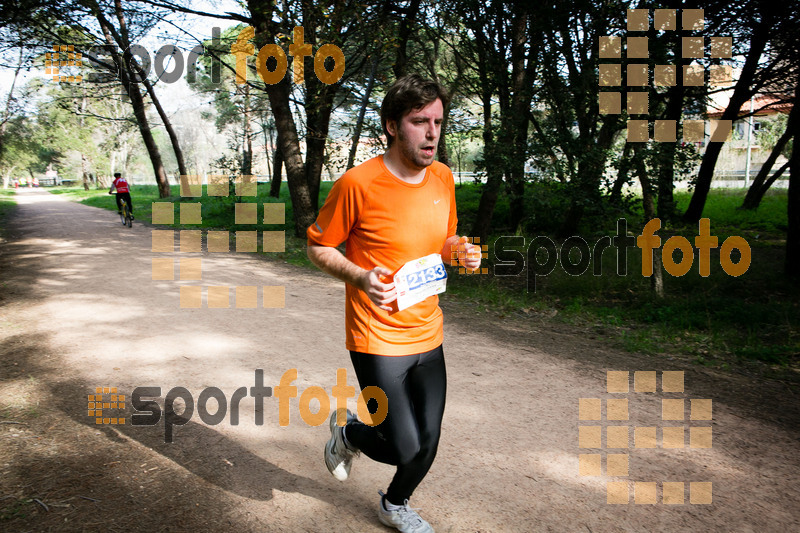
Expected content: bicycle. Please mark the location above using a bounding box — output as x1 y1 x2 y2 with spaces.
108 189 133 227
120 197 133 227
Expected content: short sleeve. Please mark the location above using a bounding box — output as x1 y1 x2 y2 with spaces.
307 174 364 247
446 168 458 238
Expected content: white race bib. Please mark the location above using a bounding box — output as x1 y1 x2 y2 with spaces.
394 254 448 311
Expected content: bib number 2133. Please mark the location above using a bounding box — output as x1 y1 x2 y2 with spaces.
393 254 447 311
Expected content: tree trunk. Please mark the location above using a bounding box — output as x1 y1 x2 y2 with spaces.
109 0 171 197
242 84 252 176
263 76 317 236
263 122 273 181
529 114 566 183
247 0 348 234
656 141 677 221
656 84 685 221
270 133 283 198
760 161 790 194
472 171 504 243
742 106 795 209
82 154 90 191
347 55 379 170
785 83 800 277
558 120 618 237
506 118 529 233
90 0 171 198
683 18 770 223
123 72 170 197
298 5 331 210
0 40 27 162
610 143 632 205
436 101 451 168
507 161 525 234
392 0 422 78
303 57 337 215
470 35 501 242
559 186 586 238
472 8 536 238
634 146 664 297
0 44 24 161
471 84 505 241
504 13 533 232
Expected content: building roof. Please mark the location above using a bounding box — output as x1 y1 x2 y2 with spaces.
707 92 793 119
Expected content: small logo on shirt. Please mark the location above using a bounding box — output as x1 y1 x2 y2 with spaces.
434 199 441 205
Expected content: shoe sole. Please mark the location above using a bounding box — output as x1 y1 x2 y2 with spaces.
377 510 434 533
377 513 396 529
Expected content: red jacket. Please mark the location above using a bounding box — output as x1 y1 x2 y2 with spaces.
112 177 130 193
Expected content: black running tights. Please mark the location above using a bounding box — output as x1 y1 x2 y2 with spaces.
346 345 446 505
115 192 133 213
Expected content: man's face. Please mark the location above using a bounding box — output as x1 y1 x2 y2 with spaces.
389 98 444 171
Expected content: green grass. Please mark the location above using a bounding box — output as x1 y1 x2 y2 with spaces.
50 182 798 372
70 181 327 268
47 186 110 199
0 189 17 237
446 184 798 371
675 188 788 231
79 185 164 222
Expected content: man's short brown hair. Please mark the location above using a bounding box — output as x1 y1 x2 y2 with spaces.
380 74 449 147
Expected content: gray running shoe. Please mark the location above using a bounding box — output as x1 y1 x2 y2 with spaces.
377 490 435 533
324 408 358 481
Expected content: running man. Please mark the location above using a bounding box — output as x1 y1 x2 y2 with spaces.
307 74 481 533
108 172 134 220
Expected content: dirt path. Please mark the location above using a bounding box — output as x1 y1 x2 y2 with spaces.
1 187 798 532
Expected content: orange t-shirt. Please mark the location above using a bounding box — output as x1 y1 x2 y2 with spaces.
307 156 458 355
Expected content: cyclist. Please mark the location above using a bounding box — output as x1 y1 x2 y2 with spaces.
108 172 134 220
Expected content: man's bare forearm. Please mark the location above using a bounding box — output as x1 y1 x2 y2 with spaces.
307 244 367 289
440 235 460 266
308 244 397 310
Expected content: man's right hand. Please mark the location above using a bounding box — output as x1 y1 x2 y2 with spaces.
307 245 397 310
360 267 397 311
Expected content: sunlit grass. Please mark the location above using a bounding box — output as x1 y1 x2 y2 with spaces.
0 188 17 233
